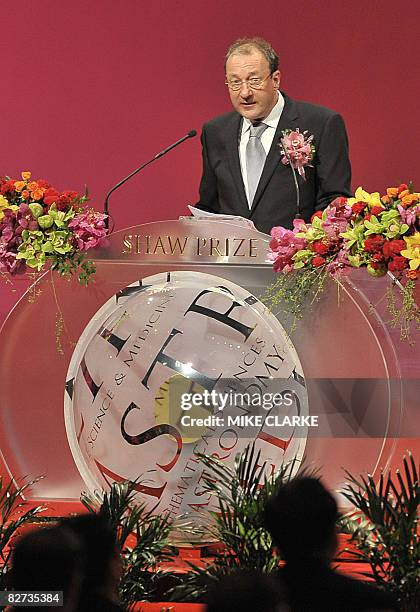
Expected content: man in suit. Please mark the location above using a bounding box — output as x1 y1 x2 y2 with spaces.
196 37 352 235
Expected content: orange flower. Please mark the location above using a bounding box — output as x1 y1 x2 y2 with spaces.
406 269 418 280
381 195 391 204
27 181 39 191
401 194 419 206
21 189 30 199
31 188 45 200
399 189 410 199
386 187 399 198
21 171 31 181
14 180 25 192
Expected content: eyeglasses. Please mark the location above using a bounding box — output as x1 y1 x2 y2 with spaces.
225 73 273 91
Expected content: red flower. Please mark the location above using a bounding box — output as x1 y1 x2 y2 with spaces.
0 180 16 195
398 183 408 194
312 255 326 267
311 210 323 222
370 206 384 217
382 239 406 259
388 256 408 272
36 179 50 189
312 240 330 255
61 190 79 201
364 235 385 253
372 253 385 263
54 190 80 211
352 201 367 215
43 188 60 206
364 213 372 222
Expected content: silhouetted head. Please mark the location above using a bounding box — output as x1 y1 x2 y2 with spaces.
264 476 339 561
10 525 83 609
60 513 121 601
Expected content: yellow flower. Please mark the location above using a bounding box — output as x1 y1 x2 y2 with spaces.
347 186 383 209
401 233 420 270
0 195 19 221
21 171 31 180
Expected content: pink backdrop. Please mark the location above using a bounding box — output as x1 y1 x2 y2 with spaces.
1 0 419 482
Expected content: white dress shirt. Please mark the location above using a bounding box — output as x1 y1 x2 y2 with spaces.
239 92 285 207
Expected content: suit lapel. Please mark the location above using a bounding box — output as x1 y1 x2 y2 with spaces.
224 114 249 215
250 94 299 214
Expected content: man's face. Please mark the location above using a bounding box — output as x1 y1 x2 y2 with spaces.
225 50 280 122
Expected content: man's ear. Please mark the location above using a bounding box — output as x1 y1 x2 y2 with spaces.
273 70 281 90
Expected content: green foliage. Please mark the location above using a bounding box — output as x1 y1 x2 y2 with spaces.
81 481 177 606
263 265 332 330
340 453 419 612
170 443 307 602
0 476 47 587
50 252 96 285
385 280 420 344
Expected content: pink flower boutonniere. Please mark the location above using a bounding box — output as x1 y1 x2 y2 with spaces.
280 128 315 180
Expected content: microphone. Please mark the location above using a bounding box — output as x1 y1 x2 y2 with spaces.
103 129 197 227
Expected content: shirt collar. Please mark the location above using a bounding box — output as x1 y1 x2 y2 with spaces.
241 91 285 135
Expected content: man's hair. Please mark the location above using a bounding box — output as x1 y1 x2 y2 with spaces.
10 525 83 593
264 476 339 560
225 37 279 73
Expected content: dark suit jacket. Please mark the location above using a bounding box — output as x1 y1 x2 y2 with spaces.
196 93 352 235
279 558 398 611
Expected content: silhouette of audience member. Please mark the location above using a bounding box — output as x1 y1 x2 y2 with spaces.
264 477 398 612
206 570 289 612
9 525 83 611
61 514 124 612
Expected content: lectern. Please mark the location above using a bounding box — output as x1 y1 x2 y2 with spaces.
0 218 415 517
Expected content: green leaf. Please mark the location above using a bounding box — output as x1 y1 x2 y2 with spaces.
37 214 54 229
29 203 44 219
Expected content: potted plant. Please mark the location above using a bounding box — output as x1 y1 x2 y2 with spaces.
340 453 419 612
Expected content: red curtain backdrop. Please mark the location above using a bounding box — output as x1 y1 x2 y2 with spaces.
1 0 419 233
0 1 419 473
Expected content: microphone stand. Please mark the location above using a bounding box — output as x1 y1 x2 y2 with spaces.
103 130 197 229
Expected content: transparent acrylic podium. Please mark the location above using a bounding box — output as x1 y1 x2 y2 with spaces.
0 218 417 509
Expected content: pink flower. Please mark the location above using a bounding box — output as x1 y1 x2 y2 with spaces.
325 249 350 275
68 210 108 251
397 204 419 226
17 203 39 231
0 213 25 274
322 198 353 236
280 129 315 179
268 225 307 273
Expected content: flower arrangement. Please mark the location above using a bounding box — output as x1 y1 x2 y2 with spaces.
266 183 420 341
0 171 108 285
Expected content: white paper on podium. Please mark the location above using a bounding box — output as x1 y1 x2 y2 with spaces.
187 205 256 230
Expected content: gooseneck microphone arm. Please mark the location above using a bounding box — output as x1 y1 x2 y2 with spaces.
280 136 301 219
103 129 197 227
